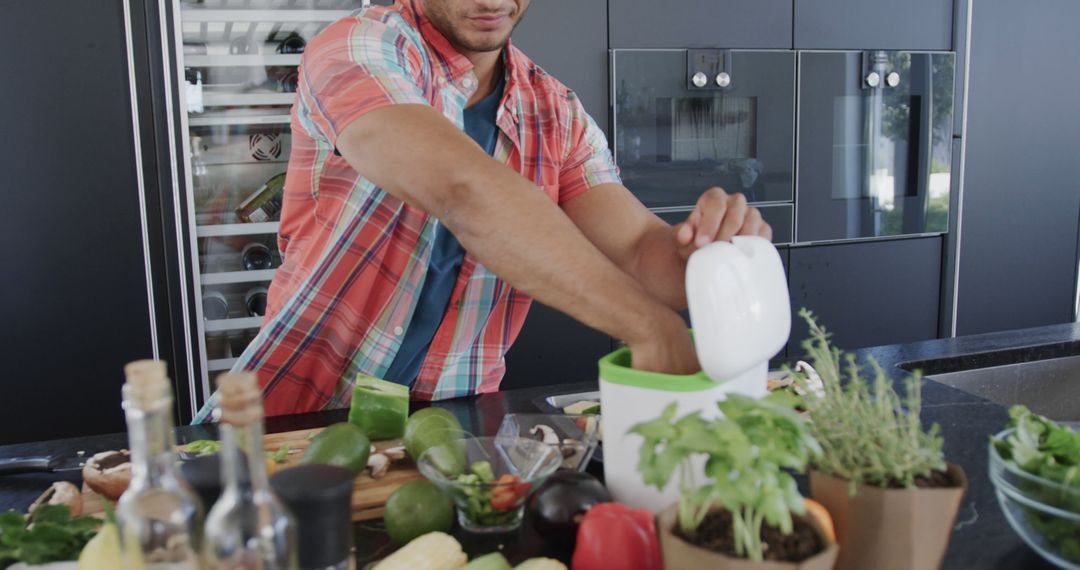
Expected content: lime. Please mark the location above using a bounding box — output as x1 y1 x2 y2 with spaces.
404 408 466 475
384 481 454 544
300 422 371 475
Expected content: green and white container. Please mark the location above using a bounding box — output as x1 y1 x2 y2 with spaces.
600 236 791 512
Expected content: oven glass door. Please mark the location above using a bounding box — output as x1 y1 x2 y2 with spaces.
613 50 795 209
796 51 955 242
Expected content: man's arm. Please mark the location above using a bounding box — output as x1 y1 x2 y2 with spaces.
562 184 773 311
334 103 699 374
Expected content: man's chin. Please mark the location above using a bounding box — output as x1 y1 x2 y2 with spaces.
454 33 511 54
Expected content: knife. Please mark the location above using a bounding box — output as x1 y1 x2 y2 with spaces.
0 455 86 476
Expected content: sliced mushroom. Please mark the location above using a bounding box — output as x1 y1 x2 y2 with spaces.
82 450 132 501
367 453 390 479
382 446 406 462
529 424 559 445
29 482 82 517
794 361 826 399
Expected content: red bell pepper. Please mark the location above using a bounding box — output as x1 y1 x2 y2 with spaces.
572 502 662 570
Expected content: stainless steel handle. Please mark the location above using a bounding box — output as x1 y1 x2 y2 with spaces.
886 72 901 87
715 72 731 88
691 72 708 88
0 456 61 475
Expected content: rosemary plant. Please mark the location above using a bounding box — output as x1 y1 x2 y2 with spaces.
795 308 946 490
631 393 820 561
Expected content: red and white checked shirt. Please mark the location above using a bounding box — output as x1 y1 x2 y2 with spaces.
196 0 620 420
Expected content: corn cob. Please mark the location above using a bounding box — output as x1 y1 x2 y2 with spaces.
372 532 467 570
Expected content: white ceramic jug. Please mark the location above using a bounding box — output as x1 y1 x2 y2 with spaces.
599 236 791 512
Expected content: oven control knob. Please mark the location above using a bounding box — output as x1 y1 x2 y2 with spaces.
692 72 708 88
865 71 881 88
715 72 731 88
886 72 901 87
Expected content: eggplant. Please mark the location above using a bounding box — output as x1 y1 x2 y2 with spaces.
526 471 611 545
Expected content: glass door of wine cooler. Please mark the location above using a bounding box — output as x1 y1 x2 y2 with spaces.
173 0 367 408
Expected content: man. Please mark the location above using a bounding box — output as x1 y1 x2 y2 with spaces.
196 0 771 421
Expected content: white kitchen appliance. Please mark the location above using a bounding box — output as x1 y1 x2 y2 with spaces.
599 235 791 512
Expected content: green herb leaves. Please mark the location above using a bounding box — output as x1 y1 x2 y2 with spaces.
1000 405 1080 489
630 392 818 561
795 309 946 489
0 505 102 569
995 405 1080 563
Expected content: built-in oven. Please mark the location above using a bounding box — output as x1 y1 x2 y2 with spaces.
796 51 955 243
612 49 796 243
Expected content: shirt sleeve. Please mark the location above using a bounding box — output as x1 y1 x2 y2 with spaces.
557 92 621 204
295 17 429 148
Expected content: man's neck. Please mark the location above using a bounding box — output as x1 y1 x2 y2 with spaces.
464 49 504 107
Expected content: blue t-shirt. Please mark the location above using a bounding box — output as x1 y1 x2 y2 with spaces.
383 76 506 387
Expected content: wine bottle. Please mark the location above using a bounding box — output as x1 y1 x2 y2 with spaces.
204 373 298 569
116 360 204 568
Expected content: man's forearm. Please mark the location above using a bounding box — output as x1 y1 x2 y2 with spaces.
628 223 690 311
337 104 680 347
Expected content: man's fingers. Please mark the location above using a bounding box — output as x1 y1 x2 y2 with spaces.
737 207 764 237
694 190 726 247
716 192 749 241
674 222 694 245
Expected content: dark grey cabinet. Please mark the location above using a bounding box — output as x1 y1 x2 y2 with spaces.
794 0 953 50
511 0 610 134
787 238 943 358
0 0 162 443
503 302 612 391
609 0 792 49
953 0 1080 335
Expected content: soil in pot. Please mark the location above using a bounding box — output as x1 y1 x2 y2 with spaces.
674 510 825 563
877 467 957 489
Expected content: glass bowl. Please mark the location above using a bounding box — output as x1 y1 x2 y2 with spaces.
496 414 601 471
417 436 562 533
989 428 1080 569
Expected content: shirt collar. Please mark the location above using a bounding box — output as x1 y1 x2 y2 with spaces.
405 0 527 105
405 0 475 81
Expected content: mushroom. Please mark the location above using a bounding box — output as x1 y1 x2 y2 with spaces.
82 450 132 501
29 482 82 517
794 361 826 399
367 453 390 479
559 439 583 460
383 446 407 462
529 425 559 445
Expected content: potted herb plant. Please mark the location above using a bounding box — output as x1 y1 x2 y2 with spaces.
631 392 839 569
794 310 967 570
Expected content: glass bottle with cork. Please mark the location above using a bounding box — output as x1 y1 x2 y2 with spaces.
204 372 298 569
115 359 204 568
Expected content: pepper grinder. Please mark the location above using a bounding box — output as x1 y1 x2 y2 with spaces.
270 464 356 570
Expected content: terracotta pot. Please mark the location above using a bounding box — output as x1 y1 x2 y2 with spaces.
809 463 967 570
657 504 839 570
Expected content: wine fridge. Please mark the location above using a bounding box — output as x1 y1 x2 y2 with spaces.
165 0 369 415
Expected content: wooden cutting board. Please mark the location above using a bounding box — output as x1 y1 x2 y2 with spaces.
80 426 424 521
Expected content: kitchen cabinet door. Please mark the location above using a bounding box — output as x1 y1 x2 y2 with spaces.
503 303 613 391
511 0 610 134
954 0 1080 335
609 0 792 49
794 0 953 50
0 0 161 443
787 237 943 358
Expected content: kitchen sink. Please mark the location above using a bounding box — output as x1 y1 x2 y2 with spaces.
905 344 1080 422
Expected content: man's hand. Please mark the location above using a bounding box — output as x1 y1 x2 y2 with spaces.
673 187 773 258
625 308 701 376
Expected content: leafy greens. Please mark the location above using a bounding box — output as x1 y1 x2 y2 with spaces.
0 504 102 569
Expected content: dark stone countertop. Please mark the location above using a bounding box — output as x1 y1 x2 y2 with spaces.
2 321 1079 568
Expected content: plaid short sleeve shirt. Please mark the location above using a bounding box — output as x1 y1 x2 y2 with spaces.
195 0 620 420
